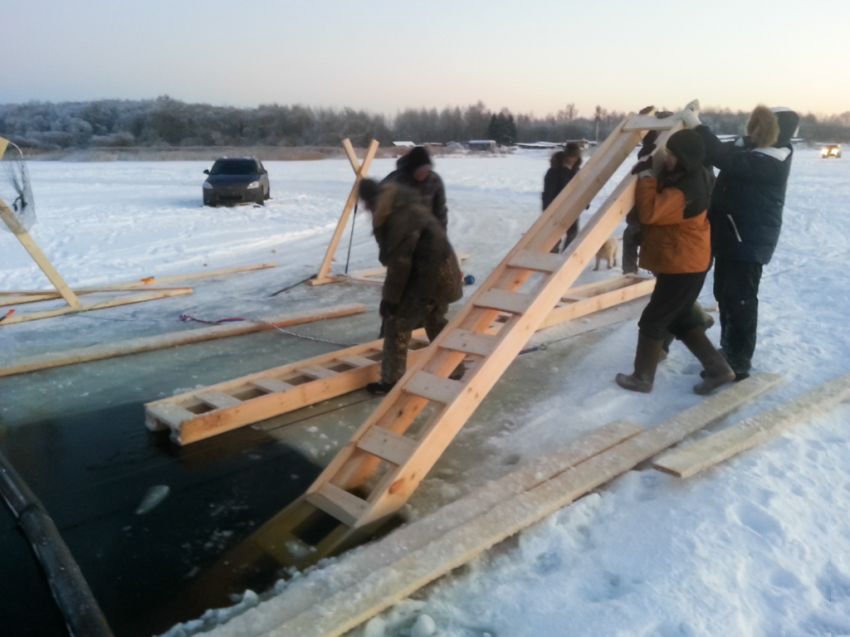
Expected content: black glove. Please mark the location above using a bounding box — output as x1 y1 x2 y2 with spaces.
638 130 659 159
638 105 654 115
631 158 653 175
379 300 398 318
655 110 674 119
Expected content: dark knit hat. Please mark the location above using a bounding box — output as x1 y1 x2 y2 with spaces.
564 142 582 157
400 146 432 172
665 129 705 173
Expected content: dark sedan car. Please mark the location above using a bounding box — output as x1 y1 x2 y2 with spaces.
203 157 270 206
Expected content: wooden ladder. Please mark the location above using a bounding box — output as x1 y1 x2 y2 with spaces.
239 109 685 564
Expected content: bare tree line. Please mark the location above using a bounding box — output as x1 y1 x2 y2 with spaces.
1 96 847 151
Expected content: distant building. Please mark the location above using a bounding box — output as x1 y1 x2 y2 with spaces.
467 139 497 152
392 141 416 148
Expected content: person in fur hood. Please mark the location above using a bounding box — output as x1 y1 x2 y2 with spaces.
358 178 464 394
684 102 799 380
542 142 583 252
616 129 735 395
382 145 449 229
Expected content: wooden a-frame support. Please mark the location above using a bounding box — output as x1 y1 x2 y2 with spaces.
0 198 193 325
258 106 688 560
310 138 380 286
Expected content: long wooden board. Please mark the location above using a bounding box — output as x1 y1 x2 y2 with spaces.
0 304 367 378
146 275 654 445
653 372 850 478
212 374 782 637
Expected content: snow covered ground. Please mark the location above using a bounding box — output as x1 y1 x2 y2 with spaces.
4 148 850 637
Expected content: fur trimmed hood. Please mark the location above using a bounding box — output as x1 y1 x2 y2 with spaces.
747 105 780 148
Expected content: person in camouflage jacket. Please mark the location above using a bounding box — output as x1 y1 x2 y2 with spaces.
358 179 463 394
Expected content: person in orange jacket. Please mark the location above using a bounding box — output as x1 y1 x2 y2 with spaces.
616 129 734 395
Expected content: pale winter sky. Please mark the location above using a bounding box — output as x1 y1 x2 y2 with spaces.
1 0 848 117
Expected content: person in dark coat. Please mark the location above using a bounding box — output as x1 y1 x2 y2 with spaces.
382 146 449 229
684 103 799 380
358 178 463 394
616 129 734 395
542 143 583 252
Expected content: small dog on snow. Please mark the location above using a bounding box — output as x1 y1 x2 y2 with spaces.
594 237 619 270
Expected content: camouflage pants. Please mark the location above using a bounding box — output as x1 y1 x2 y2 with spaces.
381 301 448 385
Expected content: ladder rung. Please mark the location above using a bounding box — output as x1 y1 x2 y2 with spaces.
508 249 564 273
441 329 499 357
300 366 338 380
404 371 464 404
340 355 377 369
251 378 294 393
357 427 417 465
146 404 196 428
474 289 533 314
197 391 241 410
622 114 680 131
306 483 368 527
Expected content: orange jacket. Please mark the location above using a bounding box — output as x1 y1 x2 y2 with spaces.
635 177 711 274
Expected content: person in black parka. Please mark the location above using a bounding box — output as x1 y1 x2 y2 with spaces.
382 145 449 229
542 143 583 252
684 102 800 379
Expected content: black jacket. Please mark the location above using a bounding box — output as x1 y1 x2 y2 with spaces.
697 113 797 264
542 165 579 210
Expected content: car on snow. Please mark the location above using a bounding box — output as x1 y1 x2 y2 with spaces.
821 144 842 159
202 157 270 206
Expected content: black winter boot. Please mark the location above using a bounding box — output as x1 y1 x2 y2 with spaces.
680 328 736 395
616 334 664 393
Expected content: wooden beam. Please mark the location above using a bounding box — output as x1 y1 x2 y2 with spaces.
0 304 367 377
240 375 779 637
0 201 80 308
0 289 192 326
653 373 850 478
312 139 380 286
0 286 194 307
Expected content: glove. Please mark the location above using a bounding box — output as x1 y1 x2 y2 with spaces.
638 130 659 159
655 110 674 119
638 105 654 115
682 99 701 128
379 300 398 318
631 158 653 175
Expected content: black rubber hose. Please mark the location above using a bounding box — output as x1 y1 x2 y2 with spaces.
0 450 113 637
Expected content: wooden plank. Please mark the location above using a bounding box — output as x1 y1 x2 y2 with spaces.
508 249 565 273
0 201 80 308
312 139 380 285
251 378 294 393
305 484 368 528
653 373 849 478
145 404 197 430
0 304 367 377
440 329 499 357
540 276 655 329
474 289 534 314
300 366 339 380
0 286 194 307
0 289 192 326
622 114 681 132
404 371 464 404
262 375 779 637
357 428 418 466
340 355 379 369
198 420 645 633
197 391 241 410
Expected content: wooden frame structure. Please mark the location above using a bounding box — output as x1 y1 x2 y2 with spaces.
260 106 687 553
0 199 194 325
145 275 655 444
310 138 380 286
